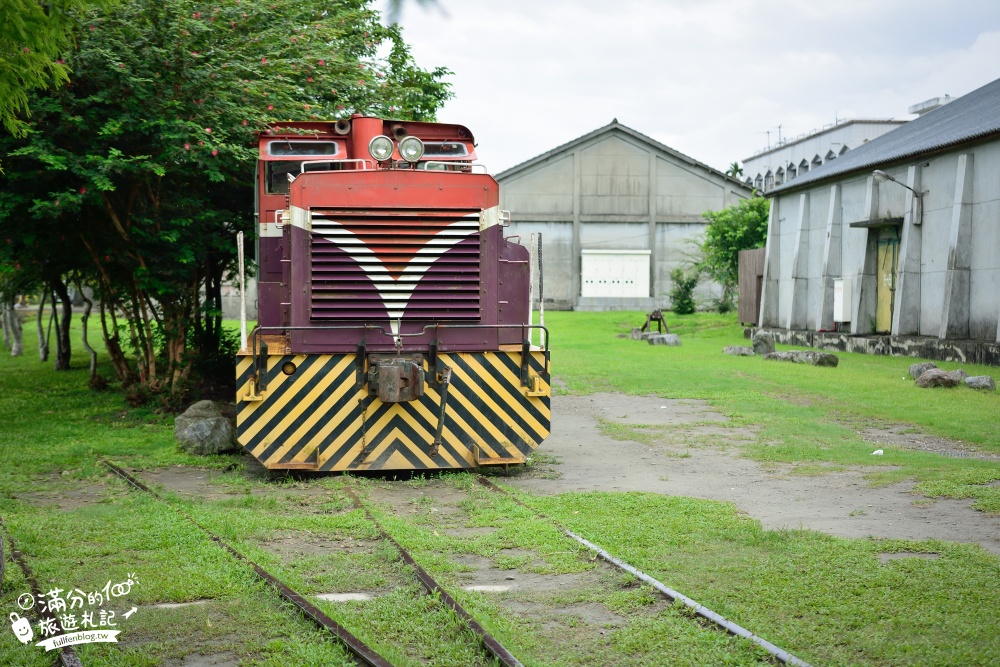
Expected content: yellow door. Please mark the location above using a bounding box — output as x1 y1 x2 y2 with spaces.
876 228 900 333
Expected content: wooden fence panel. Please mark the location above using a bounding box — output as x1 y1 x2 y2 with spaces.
738 248 766 325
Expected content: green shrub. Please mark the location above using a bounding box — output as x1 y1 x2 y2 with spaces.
669 268 699 315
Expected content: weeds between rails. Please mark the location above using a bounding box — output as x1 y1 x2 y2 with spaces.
100 460 521 667
473 476 813 667
0 524 83 667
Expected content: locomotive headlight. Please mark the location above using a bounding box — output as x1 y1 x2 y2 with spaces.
368 135 394 162
398 136 425 163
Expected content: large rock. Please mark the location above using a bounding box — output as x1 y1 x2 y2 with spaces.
763 351 839 367
648 334 682 346
965 376 996 391
948 369 970 382
175 400 238 455
752 331 775 356
629 327 644 341
723 345 755 356
908 362 937 380
915 369 960 388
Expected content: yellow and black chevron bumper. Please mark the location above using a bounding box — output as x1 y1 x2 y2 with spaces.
235 351 550 471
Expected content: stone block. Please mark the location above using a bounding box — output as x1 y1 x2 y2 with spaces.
723 346 755 356
965 376 996 391
752 331 775 356
175 400 238 455
648 334 682 346
915 369 961 388
908 362 938 380
763 351 839 367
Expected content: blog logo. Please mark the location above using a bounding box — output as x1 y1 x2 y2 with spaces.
9 612 33 644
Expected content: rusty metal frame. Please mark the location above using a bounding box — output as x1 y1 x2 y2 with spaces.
101 461 393 667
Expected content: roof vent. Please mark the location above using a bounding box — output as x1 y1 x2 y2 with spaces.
908 95 953 116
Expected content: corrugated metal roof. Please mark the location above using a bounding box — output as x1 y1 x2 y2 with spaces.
495 119 751 190
768 76 1000 196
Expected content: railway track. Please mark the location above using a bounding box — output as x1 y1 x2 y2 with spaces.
473 476 813 667
0 522 83 667
100 460 522 667
72 460 811 666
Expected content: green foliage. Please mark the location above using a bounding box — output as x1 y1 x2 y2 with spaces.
699 196 770 303
0 0 452 393
668 267 698 315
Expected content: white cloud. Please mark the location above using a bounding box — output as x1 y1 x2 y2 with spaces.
378 0 1000 173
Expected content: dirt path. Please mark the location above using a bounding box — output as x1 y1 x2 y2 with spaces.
508 393 1000 556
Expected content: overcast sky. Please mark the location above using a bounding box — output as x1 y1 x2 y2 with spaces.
376 0 1000 175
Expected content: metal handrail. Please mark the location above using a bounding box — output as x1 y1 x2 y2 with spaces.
251 322 550 353
421 161 488 173
299 158 374 173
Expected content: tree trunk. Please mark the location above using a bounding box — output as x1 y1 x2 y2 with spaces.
8 307 23 357
77 279 97 383
51 277 73 371
1 300 9 352
98 296 134 384
1 297 23 357
37 290 49 362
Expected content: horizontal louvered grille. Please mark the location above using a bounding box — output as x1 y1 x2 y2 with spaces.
310 212 481 321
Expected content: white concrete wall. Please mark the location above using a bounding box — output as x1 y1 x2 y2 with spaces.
744 121 905 191
501 128 750 310
761 138 1000 342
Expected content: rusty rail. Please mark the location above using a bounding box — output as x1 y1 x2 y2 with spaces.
344 486 524 667
100 460 393 667
0 523 83 667
476 476 814 667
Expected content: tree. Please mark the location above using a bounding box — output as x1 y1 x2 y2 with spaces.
725 161 744 179
0 0 451 397
0 1 115 138
699 196 770 308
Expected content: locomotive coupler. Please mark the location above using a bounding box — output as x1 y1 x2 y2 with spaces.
430 366 453 459
367 354 425 403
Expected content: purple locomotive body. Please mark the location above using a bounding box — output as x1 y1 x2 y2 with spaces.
236 116 550 471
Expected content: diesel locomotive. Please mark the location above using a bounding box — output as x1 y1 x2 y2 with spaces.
236 116 550 471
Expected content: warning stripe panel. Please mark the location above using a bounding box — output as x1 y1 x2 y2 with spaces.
236 351 550 472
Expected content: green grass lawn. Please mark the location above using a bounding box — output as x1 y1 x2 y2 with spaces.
546 310 1000 512
0 310 998 666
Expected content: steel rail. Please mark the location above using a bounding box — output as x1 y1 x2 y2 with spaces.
475 477 814 667
0 523 83 667
344 487 524 667
100 460 393 667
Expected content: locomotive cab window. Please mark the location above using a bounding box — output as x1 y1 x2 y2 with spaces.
265 141 340 193
267 141 340 156
266 161 302 194
423 142 468 157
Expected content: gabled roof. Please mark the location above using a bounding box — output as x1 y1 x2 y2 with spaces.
768 76 1000 196
495 119 751 189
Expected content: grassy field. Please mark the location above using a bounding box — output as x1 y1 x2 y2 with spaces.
0 310 998 666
